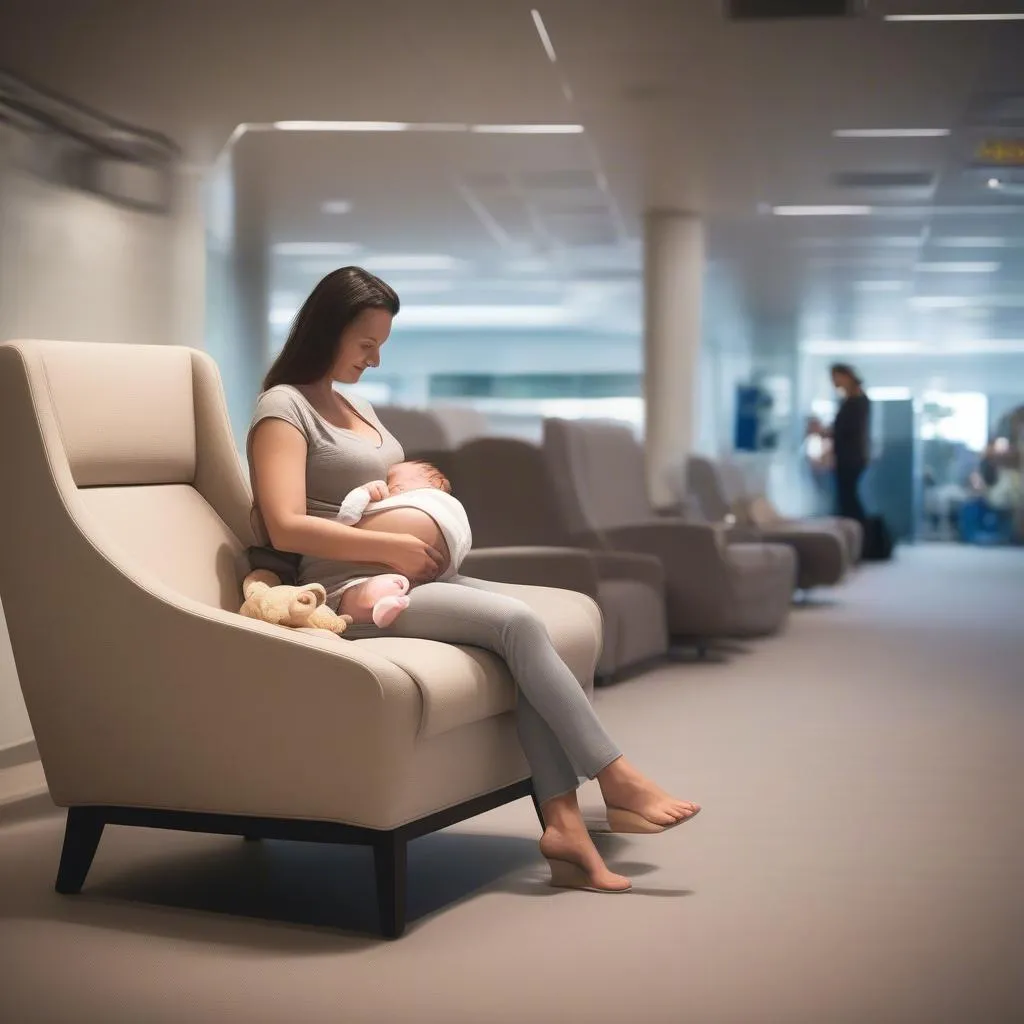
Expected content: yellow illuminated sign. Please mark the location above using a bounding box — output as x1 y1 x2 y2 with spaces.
976 139 1024 166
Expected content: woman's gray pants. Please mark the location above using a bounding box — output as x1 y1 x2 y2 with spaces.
343 575 621 804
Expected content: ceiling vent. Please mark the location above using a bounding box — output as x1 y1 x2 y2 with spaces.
724 0 861 19
832 170 936 189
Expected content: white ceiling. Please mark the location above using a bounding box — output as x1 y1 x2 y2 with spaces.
2 0 1023 346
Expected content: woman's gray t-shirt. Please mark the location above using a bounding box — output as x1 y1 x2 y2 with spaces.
246 384 405 603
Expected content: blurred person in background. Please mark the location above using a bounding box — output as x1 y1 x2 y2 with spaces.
809 364 871 523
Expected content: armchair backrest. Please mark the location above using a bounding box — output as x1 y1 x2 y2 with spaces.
429 404 490 449
542 418 654 537
374 405 449 455
454 437 568 548
685 456 734 521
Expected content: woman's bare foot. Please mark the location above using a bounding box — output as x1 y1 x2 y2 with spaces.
597 756 700 828
539 792 631 892
339 574 410 626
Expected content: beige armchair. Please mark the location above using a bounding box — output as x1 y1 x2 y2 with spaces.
0 340 603 939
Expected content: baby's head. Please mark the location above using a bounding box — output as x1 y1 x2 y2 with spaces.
386 460 452 496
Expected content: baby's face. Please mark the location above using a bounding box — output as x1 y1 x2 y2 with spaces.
387 462 436 495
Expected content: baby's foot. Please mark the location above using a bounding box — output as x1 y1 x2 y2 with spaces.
340 574 410 625
372 594 410 627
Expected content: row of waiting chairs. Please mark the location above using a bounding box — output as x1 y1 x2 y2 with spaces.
0 341 865 938
375 405 864 681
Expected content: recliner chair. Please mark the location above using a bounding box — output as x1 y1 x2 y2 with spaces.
0 339 603 939
686 455 863 570
453 436 670 680
542 418 797 642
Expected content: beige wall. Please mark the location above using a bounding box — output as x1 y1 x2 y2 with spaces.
0 125 204 751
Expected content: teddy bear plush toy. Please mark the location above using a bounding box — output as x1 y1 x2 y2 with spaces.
238 569 352 635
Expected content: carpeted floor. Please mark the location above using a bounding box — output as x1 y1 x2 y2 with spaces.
1 544 1022 1024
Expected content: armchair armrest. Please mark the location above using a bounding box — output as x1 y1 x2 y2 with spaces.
25 535 426 830
586 548 666 593
601 521 733 635
460 545 600 599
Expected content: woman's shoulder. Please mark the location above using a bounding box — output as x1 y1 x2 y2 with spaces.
250 385 316 436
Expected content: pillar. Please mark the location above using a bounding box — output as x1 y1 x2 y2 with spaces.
643 210 704 510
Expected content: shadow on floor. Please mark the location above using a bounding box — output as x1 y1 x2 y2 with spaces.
0 816 554 946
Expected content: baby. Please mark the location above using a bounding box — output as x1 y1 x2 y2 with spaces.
334 460 473 627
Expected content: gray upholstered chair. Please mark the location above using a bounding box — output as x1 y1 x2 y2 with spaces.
373 405 450 456
453 437 670 680
686 455 863 571
428 404 490 449
685 456 853 589
543 418 797 642
0 340 603 939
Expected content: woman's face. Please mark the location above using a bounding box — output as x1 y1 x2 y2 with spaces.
330 307 393 384
831 369 849 394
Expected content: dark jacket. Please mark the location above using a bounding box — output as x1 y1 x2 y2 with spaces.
833 393 871 467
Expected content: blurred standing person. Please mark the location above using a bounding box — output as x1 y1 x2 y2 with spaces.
815 364 871 522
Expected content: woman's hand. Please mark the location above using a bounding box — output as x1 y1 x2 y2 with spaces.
376 533 446 581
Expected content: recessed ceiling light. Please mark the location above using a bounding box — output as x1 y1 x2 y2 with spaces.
833 128 950 138
272 242 362 257
531 9 558 63
804 339 1024 355
988 177 1002 189
795 235 922 249
360 254 463 272
854 280 907 292
771 205 873 216
908 296 976 309
470 123 584 134
273 121 409 132
932 236 1021 248
407 123 469 132
321 200 353 215
884 13 1024 21
397 305 571 328
915 261 1001 273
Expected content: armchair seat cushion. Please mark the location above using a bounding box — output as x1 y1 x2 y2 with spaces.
353 579 601 739
352 638 515 740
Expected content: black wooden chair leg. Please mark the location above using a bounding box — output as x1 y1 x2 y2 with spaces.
373 833 408 939
530 787 546 830
55 807 105 895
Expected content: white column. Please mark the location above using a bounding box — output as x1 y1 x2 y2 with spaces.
644 210 704 510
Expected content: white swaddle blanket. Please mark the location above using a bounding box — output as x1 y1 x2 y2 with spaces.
337 486 472 581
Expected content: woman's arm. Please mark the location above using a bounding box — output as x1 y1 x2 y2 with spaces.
250 419 443 578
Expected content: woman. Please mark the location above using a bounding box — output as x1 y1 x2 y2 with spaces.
824 363 871 523
247 267 699 894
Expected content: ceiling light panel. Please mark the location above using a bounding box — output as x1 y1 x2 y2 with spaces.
531 9 558 62
884 13 1024 22
470 124 585 134
771 205 874 215
273 121 409 132
833 128 950 138
915 261 1002 272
